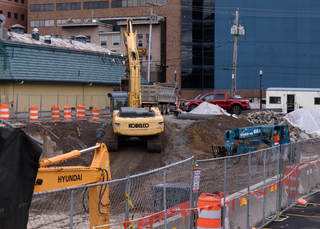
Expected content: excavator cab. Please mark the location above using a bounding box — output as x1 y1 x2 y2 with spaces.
108 91 129 113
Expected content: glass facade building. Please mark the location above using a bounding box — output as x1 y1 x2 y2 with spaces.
181 0 214 89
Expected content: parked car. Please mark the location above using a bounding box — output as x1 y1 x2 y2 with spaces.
179 92 251 115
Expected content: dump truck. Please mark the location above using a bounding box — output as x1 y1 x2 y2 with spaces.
140 83 178 114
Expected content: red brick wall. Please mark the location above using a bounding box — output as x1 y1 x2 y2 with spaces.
0 0 28 32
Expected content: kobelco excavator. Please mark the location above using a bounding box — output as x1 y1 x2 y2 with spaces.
106 19 164 152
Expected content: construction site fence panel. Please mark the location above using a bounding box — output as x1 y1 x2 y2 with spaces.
28 138 320 229
0 93 109 118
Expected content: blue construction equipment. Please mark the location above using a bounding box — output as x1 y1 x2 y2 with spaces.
213 123 290 157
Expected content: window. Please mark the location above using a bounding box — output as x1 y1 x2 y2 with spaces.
14 13 18 19
8 12 11 18
215 94 225 99
57 18 81 25
100 35 107 46
315 98 320 105
57 2 81 11
86 36 91 43
137 34 143 48
0 10 2 14
30 20 54 27
112 35 119 46
21 0 24 3
83 1 109 9
15 0 18 2
204 94 215 100
111 0 137 8
30 4 54 12
141 0 166 6
269 97 281 104
21 14 24 21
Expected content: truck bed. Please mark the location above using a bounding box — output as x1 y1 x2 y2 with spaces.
141 84 177 104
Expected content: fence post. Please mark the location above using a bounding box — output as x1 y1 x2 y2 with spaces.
125 176 130 223
70 190 74 229
57 94 60 107
15 94 18 117
247 152 251 228
99 95 101 110
278 146 285 220
163 169 167 229
28 95 30 110
275 146 280 220
222 158 227 229
262 149 267 225
190 159 195 229
309 140 312 192
91 95 93 108
39 94 42 118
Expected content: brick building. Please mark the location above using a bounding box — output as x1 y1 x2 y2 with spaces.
0 0 28 32
27 0 181 91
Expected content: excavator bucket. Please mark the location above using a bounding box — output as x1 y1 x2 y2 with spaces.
212 144 232 158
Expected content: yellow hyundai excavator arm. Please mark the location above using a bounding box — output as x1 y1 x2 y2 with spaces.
124 19 142 108
34 143 111 229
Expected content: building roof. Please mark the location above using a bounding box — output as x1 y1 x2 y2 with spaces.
8 31 113 54
0 40 128 85
267 87 320 92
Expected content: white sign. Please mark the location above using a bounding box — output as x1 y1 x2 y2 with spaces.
192 168 201 193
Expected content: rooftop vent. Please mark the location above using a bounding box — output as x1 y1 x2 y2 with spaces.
10 24 25 34
75 34 87 43
32 28 39 40
44 35 51 44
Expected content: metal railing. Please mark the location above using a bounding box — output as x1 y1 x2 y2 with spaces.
28 138 320 229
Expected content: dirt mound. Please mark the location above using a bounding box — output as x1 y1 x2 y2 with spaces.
162 115 254 163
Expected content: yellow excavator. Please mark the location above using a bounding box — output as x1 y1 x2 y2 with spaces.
34 143 111 229
106 19 164 152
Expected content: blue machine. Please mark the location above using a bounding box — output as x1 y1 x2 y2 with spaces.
213 123 290 157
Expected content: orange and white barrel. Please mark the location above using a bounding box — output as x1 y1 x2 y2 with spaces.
0 104 9 120
30 106 38 122
64 106 72 121
76 105 85 120
91 108 99 122
197 193 221 229
285 166 301 199
51 105 59 121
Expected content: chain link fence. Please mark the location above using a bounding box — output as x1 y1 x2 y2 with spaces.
0 93 110 119
29 138 320 229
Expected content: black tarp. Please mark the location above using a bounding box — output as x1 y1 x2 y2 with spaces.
0 127 42 229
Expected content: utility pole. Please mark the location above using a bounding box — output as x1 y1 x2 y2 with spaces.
146 2 157 82
230 10 245 98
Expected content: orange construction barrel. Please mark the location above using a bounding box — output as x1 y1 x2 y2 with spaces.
0 104 9 120
51 105 59 121
91 108 99 122
30 106 38 122
197 193 221 229
64 106 72 121
285 166 301 199
76 105 85 120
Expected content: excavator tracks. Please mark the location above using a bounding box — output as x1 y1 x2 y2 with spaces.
147 134 162 153
104 123 119 152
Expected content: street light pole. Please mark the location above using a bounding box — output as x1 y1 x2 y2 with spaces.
259 70 263 109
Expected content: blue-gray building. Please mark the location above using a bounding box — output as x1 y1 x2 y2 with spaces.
214 1 320 92
181 1 320 96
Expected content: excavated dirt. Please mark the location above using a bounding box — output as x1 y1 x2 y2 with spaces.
11 114 256 179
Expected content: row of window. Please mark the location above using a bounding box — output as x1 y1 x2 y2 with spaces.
30 0 165 11
100 35 120 47
7 0 24 4
30 20 54 28
3 11 24 20
270 96 320 105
